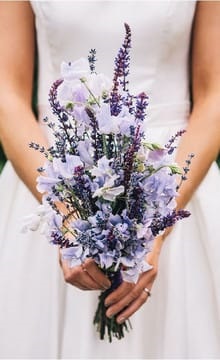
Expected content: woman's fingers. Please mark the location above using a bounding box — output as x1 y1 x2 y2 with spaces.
105 283 151 320
116 289 150 324
105 267 157 319
105 281 135 306
61 259 108 290
83 259 111 289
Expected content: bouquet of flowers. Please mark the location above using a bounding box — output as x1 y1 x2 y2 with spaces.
25 24 192 342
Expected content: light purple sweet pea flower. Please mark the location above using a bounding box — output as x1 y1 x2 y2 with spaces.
90 155 113 178
37 175 60 194
92 175 124 201
117 106 136 136
99 251 115 269
61 59 90 81
121 259 153 283
58 80 88 105
61 245 84 267
36 160 60 193
88 73 111 97
97 103 136 136
72 82 89 103
96 103 121 134
77 139 94 167
53 154 83 179
148 148 168 163
71 218 90 232
58 59 91 106
73 105 90 126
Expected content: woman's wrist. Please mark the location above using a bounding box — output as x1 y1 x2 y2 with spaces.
150 226 173 257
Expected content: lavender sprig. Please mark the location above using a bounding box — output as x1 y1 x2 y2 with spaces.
176 153 195 190
135 92 149 123
110 23 131 116
165 130 186 154
123 125 142 193
150 209 191 236
88 49 97 73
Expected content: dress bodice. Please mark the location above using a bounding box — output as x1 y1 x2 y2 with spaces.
31 1 196 125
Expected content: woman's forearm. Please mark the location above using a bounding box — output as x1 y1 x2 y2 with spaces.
0 95 48 202
175 95 220 210
151 96 220 255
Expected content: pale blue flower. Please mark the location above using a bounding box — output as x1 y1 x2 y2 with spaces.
99 251 115 269
71 218 90 232
37 175 60 194
121 259 153 283
61 245 84 267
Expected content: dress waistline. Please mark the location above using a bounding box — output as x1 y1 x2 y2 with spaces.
145 101 190 128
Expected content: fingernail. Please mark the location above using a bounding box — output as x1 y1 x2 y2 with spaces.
105 300 113 307
102 283 111 290
117 316 125 324
106 312 113 319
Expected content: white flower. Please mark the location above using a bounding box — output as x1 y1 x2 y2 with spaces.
61 59 90 81
93 184 124 201
77 139 94 167
90 156 113 178
93 175 124 201
21 213 42 233
136 144 149 162
88 73 111 97
21 204 51 233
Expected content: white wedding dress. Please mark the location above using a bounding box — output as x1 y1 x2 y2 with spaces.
0 1 220 358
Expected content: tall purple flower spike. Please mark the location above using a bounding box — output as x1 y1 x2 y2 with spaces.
110 23 132 116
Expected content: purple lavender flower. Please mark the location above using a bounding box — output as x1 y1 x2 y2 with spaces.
110 23 131 116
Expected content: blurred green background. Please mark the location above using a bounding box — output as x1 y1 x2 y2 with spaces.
0 145 6 173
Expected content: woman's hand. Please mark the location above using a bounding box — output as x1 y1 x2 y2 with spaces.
104 231 169 324
104 252 158 324
60 256 111 291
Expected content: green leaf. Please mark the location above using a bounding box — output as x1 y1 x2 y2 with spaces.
168 165 182 175
143 142 164 151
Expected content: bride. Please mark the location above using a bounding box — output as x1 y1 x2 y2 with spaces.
0 1 220 358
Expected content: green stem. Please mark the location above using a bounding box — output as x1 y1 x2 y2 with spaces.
93 270 132 342
80 78 100 107
102 134 107 156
